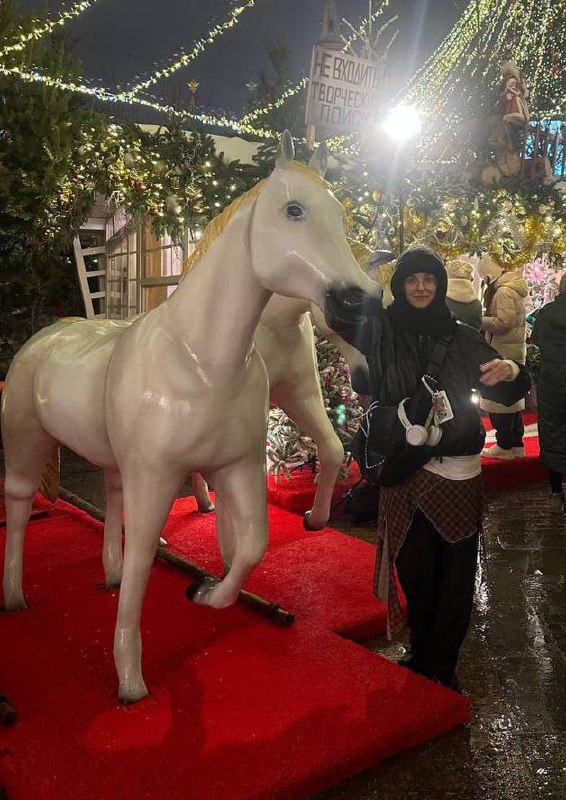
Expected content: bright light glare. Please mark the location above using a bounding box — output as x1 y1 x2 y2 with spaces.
381 105 422 143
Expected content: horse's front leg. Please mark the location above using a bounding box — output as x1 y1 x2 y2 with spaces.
102 467 123 588
114 468 180 703
191 472 215 513
274 385 344 531
189 456 267 609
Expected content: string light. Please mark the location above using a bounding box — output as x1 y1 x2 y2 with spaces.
0 62 282 139
0 0 99 58
122 0 260 98
238 77 309 125
397 0 566 160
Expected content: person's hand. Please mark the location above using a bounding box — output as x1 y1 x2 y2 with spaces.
479 359 514 386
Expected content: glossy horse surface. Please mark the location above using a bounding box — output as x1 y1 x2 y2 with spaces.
1 133 375 702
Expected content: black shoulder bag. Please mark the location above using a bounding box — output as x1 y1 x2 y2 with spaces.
350 335 452 487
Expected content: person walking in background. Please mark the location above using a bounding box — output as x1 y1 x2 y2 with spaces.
445 259 482 330
478 254 528 459
532 274 566 514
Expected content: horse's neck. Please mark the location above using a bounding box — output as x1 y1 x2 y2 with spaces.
163 211 269 376
259 295 311 330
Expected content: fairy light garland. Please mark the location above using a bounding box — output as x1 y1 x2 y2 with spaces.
238 77 309 125
402 0 566 131
0 62 283 139
122 0 259 98
0 0 98 58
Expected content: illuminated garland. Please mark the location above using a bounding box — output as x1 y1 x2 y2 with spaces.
122 0 260 98
0 0 99 58
238 77 308 125
0 63 282 139
398 0 566 160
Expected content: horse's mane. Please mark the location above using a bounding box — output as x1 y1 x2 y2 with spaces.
182 161 327 277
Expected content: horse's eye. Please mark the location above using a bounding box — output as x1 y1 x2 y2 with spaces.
286 202 305 220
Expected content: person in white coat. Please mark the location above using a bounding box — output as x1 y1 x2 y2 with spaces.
478 254 528 459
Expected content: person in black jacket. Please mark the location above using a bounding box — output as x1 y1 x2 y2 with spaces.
325 245 522 692
532 274 566 514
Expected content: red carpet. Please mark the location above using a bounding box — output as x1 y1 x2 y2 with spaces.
0 497 469 800
268 413 546 515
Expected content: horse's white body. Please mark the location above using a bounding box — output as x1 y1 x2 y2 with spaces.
192 295 368 528
1 134 375 702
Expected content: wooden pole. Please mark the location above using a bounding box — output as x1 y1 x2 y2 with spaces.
58 488 295 627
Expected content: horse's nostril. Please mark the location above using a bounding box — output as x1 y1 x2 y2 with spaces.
327 285 378 309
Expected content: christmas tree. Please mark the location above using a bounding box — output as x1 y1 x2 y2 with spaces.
0 1 103 352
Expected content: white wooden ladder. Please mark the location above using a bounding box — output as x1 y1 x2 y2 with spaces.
73 214 108 320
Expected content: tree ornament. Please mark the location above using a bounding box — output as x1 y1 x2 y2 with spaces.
123 151 136 168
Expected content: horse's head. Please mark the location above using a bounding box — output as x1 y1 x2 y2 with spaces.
250 132 377 311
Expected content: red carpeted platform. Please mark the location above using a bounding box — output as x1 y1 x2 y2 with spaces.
0 497 469 800
268 412 546 515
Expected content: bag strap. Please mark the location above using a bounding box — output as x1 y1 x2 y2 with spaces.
423 333 453 382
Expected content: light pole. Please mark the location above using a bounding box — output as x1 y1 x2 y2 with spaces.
381 104 422 253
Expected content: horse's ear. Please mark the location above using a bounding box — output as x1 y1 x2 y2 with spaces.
276 130 295 168
309 142 328 178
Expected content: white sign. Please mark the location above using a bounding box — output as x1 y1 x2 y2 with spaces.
305 45 382 133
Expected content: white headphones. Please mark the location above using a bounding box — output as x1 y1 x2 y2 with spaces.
397 398 443 447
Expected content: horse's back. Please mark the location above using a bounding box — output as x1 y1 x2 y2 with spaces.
3 318 130 466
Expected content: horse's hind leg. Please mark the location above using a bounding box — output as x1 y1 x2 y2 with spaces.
3 431 59 610
191 472 215 513
102 468 123 588
190 457 267 609
274 385 344 531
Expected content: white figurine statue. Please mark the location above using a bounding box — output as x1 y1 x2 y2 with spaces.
1 132 376 704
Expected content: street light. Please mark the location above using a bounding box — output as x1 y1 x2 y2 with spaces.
381 104 422 252
381 104 422 143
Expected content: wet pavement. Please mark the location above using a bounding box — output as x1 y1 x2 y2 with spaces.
2 449 566 800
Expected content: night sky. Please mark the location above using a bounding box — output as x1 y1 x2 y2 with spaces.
15 0 462 121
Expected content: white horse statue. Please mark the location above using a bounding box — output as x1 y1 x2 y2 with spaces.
190 295 369 530
1 132 376 703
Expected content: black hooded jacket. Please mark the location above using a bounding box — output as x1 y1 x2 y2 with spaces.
325 248 511 458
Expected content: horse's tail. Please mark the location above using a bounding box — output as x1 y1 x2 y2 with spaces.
39 449 60 502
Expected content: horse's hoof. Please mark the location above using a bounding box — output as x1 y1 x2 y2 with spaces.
100 579 121 591
185 577 219 604
2 597 28 613
303 511 326 532
197 502 215 514
118 683 149 705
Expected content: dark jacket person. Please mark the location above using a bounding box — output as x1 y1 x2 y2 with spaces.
532 274 566 513
325 245 520 691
